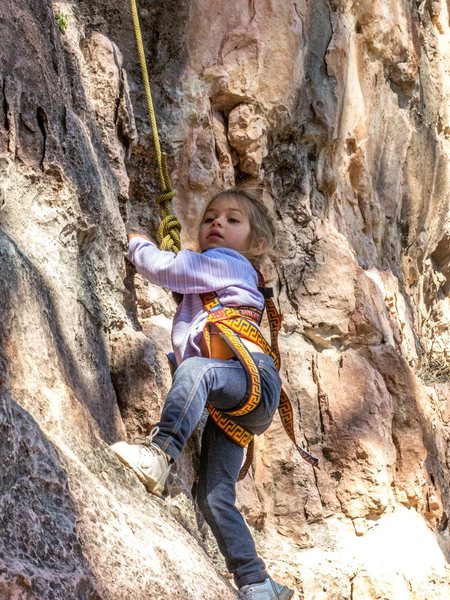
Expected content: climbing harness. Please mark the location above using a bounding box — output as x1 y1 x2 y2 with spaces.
129 0 181 253
200 273 319 480
129 1 318 480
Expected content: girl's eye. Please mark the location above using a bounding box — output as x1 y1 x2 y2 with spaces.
228 218 240 223
203 217 214 224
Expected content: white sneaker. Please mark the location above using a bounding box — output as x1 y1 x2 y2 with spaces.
239 578 294 600
110 427 171 496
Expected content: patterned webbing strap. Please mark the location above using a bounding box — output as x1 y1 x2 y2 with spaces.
262 290 320 470
200 274 319 480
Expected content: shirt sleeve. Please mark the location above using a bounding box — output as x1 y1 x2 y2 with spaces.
126 237 256 294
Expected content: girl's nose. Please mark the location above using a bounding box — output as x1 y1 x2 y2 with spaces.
212 216 223 226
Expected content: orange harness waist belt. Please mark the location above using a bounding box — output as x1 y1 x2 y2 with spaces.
200 276 319 480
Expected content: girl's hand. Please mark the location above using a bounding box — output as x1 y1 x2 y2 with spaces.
127 231 151 241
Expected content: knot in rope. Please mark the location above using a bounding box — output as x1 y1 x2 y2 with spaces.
156 191 180 251
155 189 177 207
157 213 181 253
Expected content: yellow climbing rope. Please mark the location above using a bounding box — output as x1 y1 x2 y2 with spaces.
129 0 181 253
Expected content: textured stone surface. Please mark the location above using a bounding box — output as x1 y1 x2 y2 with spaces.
0 0 449 598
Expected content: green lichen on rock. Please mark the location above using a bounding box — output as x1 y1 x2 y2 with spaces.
55 11 69 33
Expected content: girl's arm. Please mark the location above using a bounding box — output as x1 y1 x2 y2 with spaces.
126 236 255 295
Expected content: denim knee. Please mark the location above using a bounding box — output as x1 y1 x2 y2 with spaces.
172 356 210 384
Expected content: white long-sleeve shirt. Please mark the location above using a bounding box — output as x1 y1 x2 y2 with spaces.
126 237 264 364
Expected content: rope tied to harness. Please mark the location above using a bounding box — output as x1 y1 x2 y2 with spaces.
129 0 181 253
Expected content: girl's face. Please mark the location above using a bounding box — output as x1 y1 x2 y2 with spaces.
198 194 252 253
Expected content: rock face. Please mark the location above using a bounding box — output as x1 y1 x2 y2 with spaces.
0 0 449 598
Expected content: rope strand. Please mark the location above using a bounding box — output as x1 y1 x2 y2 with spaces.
129 0 181 252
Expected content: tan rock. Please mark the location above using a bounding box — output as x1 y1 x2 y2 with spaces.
227 103 267 176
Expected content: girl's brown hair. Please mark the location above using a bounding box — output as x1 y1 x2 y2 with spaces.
199 185 277 267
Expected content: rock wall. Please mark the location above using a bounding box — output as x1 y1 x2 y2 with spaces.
0 0 449 598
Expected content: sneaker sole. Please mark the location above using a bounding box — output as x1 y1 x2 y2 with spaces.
111 445 165 497
239 585 294 599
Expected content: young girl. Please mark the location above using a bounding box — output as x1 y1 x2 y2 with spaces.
111 187 294 600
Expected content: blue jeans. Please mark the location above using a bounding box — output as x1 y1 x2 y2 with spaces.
153 353 282 588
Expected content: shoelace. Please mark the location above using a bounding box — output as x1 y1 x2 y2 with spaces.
133 425 160 447
133 426 173 466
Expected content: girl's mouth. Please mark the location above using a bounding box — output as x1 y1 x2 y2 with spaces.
207 230 223 239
